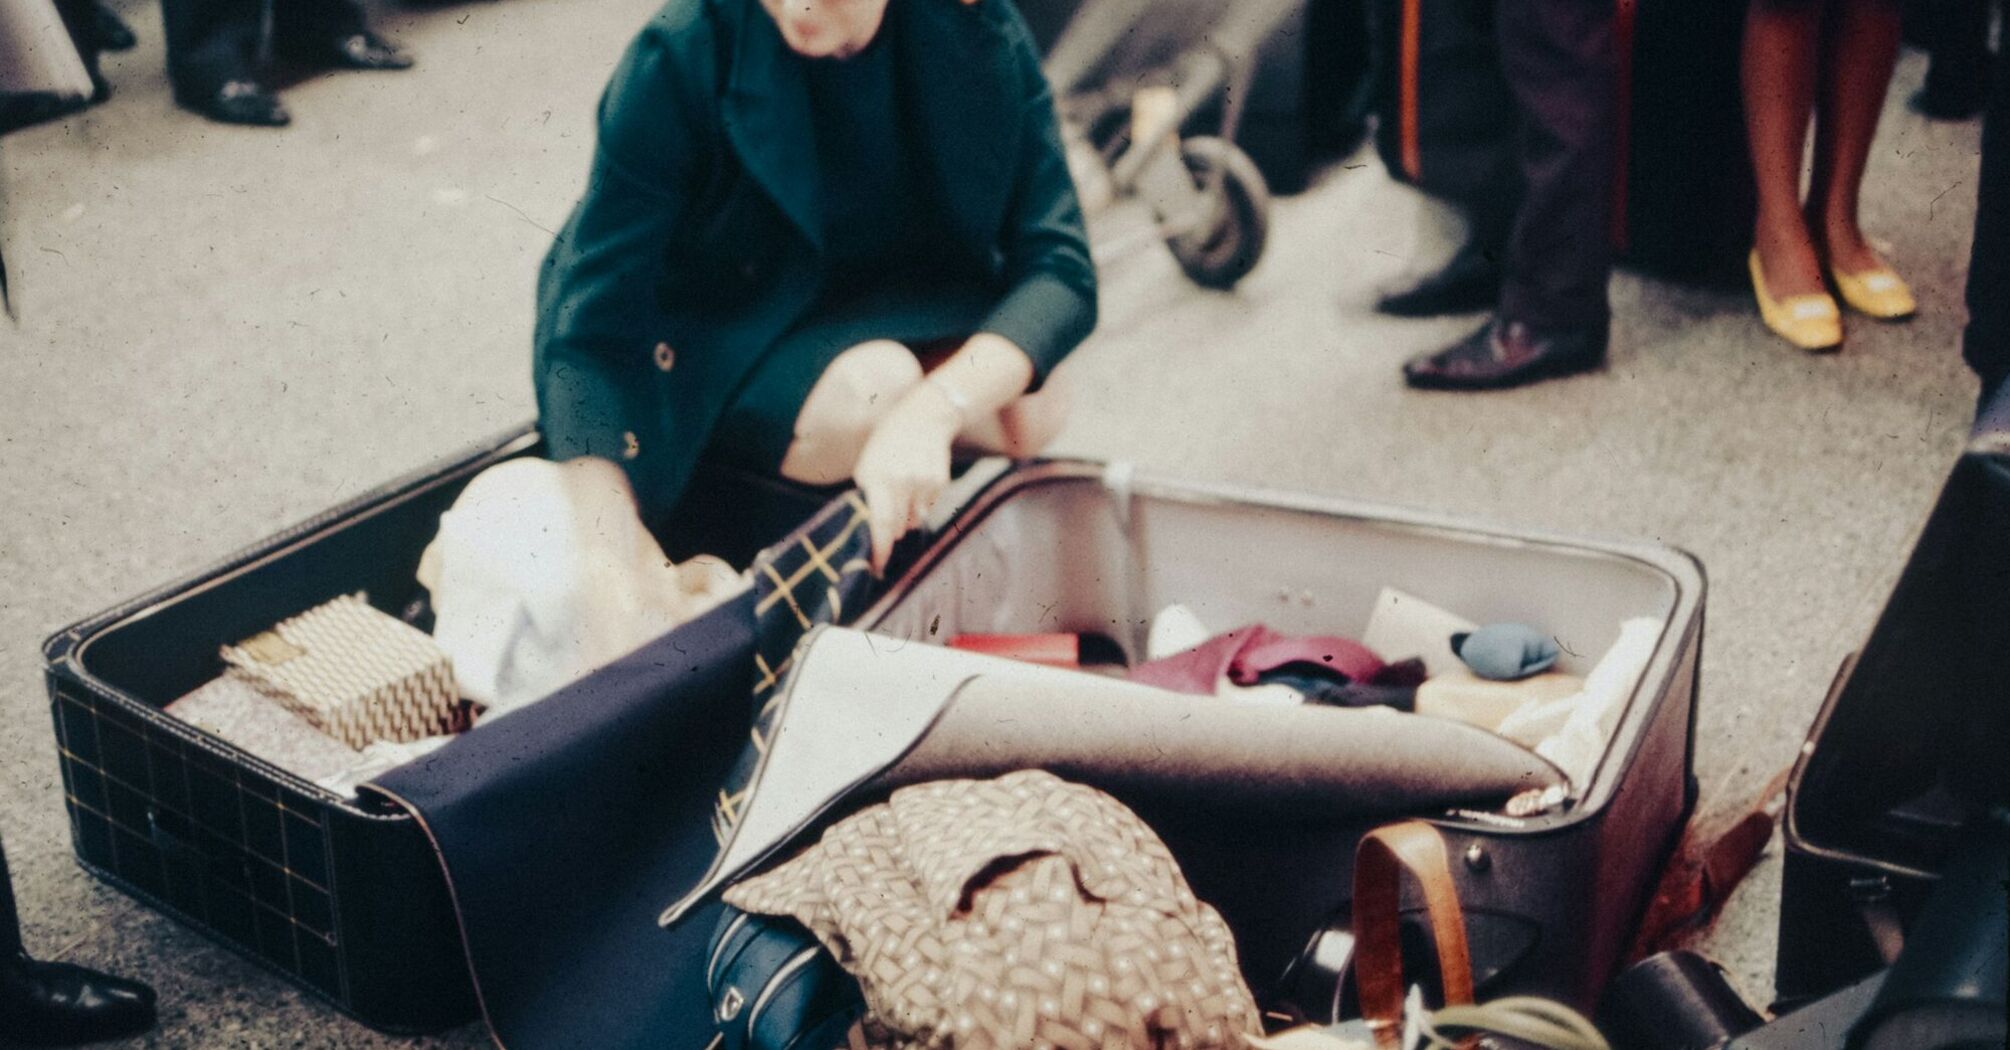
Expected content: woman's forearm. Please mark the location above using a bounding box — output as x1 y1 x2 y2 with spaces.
916 331 1036 423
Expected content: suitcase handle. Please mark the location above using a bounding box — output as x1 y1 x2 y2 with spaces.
1352 821 1475 1049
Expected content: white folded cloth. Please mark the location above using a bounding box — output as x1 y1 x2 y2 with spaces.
417 457 747 718
1495 616 1661 789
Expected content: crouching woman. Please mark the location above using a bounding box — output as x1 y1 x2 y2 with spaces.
534 0 1096 567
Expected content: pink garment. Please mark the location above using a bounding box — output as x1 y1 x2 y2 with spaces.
1128 624 1385 695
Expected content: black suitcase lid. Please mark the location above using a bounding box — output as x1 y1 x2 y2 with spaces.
1785 395 2010 881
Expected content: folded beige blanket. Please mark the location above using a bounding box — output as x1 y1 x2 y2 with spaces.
665 627 1563 927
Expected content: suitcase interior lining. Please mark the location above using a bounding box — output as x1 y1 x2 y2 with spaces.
68 451 1688 823
865 468 1686 806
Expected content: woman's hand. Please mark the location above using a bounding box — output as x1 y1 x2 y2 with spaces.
853 380 963 572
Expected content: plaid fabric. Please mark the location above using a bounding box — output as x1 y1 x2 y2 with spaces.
713 492 878 845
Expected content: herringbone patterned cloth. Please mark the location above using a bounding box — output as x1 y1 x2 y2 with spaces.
724 770 1260 1050
220 593 462 749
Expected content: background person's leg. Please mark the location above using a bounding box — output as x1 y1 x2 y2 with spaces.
1374 194 1516 317
274 0 409 69
1398 0 1618 390
1966 47 2010 402
50 0 106 98
1809 0 1906 276
0 835 22 958
275 0 365 43
1913 0 1993 118
1494 0 1618 338
159 0 263 102
1743 0 1830 300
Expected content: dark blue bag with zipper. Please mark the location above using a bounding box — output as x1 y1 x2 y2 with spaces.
705 906 864 1050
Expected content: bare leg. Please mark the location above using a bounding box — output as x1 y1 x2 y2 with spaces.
777 341 1070 485
1810 0 1905 274
944 367 1073 459
778 340 925 486
1744 0 1830 297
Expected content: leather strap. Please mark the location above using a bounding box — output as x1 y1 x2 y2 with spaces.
1353 821 1475 1050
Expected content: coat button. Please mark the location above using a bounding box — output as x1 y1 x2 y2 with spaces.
621 432 641 460
653 342 676 372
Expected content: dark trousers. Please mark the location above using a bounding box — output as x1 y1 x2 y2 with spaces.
1 837 22 957
1496 0 1619 334
1914 0 1995 92
50 0 105 87
159 0 367 96
1968 55 2010 398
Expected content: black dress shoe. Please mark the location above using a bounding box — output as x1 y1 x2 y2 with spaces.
0 92 91 136
1911 60 1991 121
327 31 415 70
89 1 137 51
1402 319 1606 391
1375 241 1503 317
0 952 157 1047
185 80 291 127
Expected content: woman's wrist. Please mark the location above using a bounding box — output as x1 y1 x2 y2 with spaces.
905 375 970 431
923 375 973 423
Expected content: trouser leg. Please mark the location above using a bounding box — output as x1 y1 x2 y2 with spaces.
1495 0 1620 333
50 0 104 91
160 0 265 97
1966 55 2010 399
1459 180 1522 258
1 836 23 957
274 0 368 52
1921 0 1993 89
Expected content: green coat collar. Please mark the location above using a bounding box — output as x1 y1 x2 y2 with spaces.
716 0 1021 258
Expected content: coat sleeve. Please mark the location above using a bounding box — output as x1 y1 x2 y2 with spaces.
533 30 704 464
974 10 1098 389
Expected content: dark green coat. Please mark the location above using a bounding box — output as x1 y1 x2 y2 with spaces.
533 0 1097 520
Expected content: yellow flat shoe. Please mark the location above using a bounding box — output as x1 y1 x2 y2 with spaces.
1750 250 1842 352
1830 262 1917 320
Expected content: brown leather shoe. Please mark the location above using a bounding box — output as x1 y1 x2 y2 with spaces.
1402 319 1606 391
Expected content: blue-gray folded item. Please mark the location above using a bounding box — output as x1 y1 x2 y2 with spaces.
1454 622 1561 681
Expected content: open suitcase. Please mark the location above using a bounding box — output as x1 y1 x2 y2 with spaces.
42 427 1703 1036
1773 386 2010 1013
1601 389 2010 1050
39 428 833 1032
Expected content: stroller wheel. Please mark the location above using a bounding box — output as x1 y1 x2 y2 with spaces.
1166 136 1271 290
